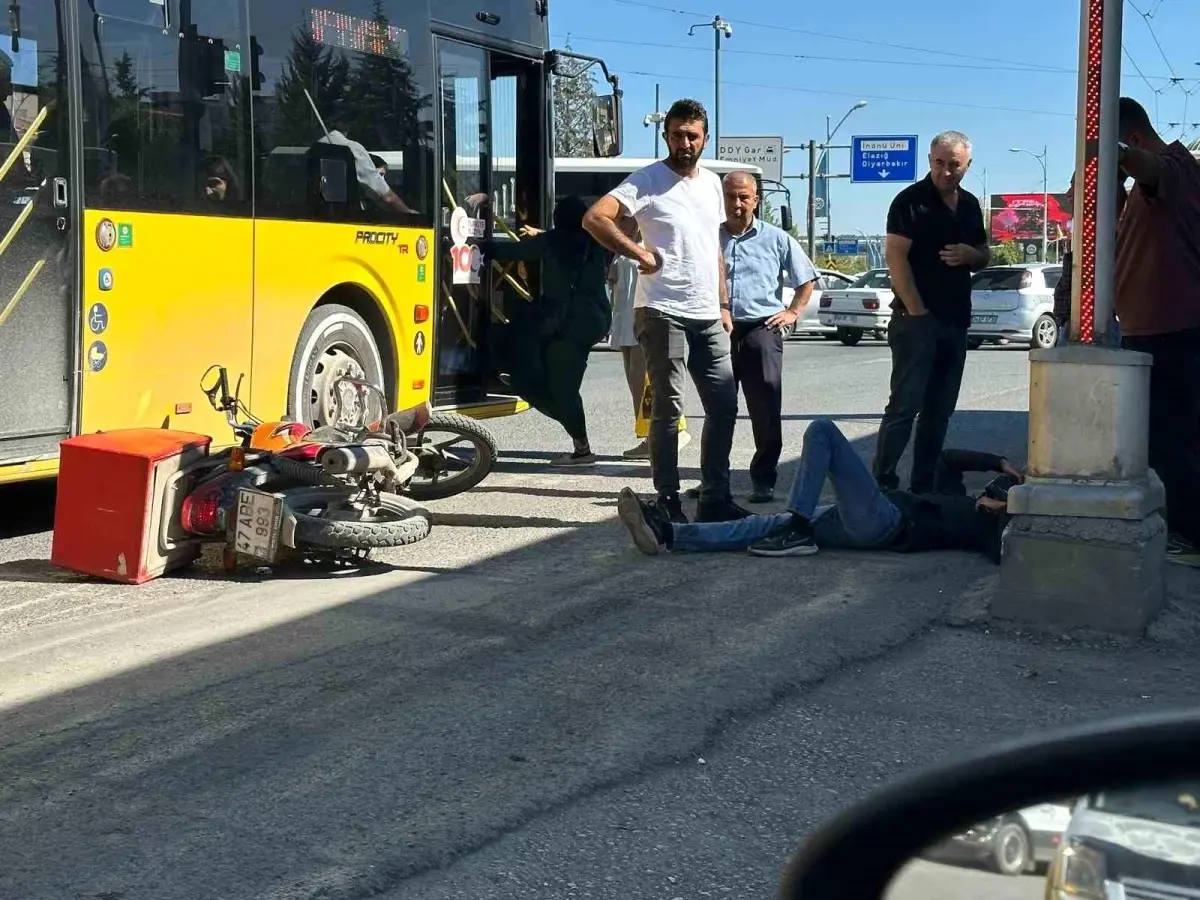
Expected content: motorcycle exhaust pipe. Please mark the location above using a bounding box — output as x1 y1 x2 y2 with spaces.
319 444 395 475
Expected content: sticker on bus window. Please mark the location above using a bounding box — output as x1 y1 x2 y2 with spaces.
224 50 241 73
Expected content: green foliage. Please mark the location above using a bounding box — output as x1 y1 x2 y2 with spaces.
552 43 600 157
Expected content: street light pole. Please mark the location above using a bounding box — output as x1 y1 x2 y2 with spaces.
1009 145 1049 261
690 16 733 156
818 100 867 241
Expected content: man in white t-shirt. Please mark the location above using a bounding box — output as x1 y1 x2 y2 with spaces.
583 99 745 525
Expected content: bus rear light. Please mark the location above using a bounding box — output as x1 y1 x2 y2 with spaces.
414 304 430 323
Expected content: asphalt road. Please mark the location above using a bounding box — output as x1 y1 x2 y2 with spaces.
3 339 1198 900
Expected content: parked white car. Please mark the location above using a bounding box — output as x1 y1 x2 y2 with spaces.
784 269 858 339
818 268 894 346
969 263 1063 350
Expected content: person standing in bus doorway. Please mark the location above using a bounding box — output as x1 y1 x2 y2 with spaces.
1113 97 1200 557
484 195 611 465
583 98 745 525
609 214 691 459
872 131 989 495
720 171 818 503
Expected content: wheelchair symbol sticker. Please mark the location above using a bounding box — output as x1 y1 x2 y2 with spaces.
88 303 109 335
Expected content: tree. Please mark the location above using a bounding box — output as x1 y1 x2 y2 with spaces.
344 0 433 151
990 241 1024 265
272 25 351 146
113 52 140 100
553 43 600 157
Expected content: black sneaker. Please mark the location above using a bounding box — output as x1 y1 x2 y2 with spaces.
695 498 751 523
684 485 702 499
749 524 818 557
657 493 689 525
617 488 672 555
748 486 775 504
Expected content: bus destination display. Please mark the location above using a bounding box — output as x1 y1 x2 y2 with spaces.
310 8 409 59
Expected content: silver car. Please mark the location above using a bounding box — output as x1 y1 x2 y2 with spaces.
969 264 1063 350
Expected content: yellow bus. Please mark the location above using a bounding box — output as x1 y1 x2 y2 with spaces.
0 0 621 484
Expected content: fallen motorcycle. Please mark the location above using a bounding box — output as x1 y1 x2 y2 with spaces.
177 366 436 569
301 374 500 502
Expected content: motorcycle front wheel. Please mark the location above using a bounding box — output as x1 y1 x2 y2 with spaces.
287 488 432 550
403 412 499 501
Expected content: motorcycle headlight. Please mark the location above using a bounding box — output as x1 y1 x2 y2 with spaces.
1056 841 1108 900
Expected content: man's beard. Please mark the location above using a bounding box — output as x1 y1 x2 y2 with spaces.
671 148 699 167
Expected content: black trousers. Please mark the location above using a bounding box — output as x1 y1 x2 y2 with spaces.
1122 325 1200 543
872 313 968 494
731 319 785 490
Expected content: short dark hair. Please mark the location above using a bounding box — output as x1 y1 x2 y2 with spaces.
1118 97 1155 138
664 98 709 135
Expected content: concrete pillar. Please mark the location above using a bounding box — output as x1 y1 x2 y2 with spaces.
995 347 1166 635
995 0 1166 636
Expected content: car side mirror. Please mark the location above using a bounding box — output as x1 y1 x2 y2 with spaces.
780 709 1200 900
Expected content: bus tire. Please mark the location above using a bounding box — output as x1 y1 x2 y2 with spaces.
288 304 386 430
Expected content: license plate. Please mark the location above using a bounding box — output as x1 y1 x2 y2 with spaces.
972 314 998 325
233 488 284 562
830 314 859 324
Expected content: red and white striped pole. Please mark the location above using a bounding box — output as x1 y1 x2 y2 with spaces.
1070 0 1123 344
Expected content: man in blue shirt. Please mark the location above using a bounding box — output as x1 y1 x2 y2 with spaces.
720 171 818 503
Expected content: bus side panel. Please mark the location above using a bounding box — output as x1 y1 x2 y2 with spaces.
79 211 253 442
250 221 435 419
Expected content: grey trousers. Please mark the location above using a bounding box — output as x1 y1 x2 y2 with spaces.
634 308 737 502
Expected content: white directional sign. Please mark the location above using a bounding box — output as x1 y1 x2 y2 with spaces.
718 136 783 183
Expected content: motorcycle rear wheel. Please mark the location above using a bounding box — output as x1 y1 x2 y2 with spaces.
290 490 431 550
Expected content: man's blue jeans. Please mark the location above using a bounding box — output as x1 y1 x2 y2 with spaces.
671 419 903 552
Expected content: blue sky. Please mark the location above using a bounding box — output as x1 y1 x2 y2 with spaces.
552 0 1199 234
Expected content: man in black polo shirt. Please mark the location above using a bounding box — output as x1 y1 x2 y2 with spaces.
872 130 989 494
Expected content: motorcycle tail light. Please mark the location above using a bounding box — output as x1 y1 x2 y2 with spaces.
181 490 222 534
820 297 832 308
862 298 880 310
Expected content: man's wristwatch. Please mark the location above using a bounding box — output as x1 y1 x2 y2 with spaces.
719 302 731 311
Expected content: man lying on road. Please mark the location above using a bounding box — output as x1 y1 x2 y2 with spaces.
617 418 1024 563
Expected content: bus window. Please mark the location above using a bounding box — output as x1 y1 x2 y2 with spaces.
78 0 251 216
249 0 435 226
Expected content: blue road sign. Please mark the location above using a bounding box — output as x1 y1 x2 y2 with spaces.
851 135 919 184
835 239 860 255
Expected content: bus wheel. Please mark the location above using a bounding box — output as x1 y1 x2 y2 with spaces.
289 304 386 430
